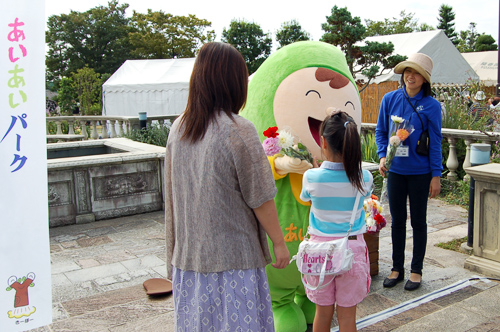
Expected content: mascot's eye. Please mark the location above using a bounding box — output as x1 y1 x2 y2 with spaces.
306 90 321 98
345 101 355 110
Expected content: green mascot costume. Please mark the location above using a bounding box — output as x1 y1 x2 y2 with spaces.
240 41 362 332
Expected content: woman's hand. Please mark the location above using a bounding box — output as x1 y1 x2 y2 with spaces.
271 242 290 269
253 200 290 269
378 157 387 177
429 176 441 198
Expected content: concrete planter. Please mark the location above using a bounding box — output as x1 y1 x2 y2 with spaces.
464 163 500 277
47 138 165 227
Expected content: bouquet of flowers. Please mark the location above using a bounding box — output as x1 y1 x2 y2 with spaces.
364 194 387 233
262 126 313 164
384 115 414 171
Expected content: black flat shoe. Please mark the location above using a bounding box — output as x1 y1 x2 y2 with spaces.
404 279 421 291
383 273 404 288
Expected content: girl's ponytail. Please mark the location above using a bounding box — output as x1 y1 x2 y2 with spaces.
320 111 364 193
342 120 363 193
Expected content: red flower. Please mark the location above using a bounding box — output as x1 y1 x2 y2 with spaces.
374 213 386 227
263 126 279 138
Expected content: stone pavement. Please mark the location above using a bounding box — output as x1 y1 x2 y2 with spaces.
29 199 500 332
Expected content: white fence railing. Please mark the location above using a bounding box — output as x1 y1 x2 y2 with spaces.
47 116 500 181
46 115 178 142
362 123 500 180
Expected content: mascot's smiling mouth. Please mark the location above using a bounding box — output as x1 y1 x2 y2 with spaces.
308 117 322 147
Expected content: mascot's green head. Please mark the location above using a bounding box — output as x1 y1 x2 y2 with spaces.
240 41 361 158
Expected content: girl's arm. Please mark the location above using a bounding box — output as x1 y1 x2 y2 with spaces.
253 199 290 269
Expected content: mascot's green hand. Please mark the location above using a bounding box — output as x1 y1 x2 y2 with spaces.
275 155 312 175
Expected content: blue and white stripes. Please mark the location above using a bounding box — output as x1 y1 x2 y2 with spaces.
300 161 373 236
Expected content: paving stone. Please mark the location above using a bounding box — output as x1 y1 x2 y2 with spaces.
380 301 443 330
429 285 483 307
51 273 72 288
59 240 80 249
51 297 173 331
61 284 149 316
77 258 101 269
51 261 81 274
51 302 69 321
455 283 500 318
95 249 136 265
108 312 175 332
391 305 488 332
84 225 117 237
64 262 128 283
50 244 62 253
76 235 113 248
121 254 165 271
466 316 500 332
357 293 398 317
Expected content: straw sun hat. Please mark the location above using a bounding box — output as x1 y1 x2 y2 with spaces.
394 53 433 84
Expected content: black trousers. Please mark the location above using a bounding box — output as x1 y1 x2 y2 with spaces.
387 172 432 275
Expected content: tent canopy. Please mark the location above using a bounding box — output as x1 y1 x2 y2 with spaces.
461 51 498 86
358 30 479 85
102 58 195 117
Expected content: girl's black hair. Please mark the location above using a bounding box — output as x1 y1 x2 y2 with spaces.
319 111 364 193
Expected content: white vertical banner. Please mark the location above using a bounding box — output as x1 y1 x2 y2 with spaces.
0 0 52 331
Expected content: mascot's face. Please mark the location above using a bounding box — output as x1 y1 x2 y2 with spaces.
273 67 361 158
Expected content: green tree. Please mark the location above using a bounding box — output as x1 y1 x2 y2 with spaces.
437 4 458 45
72 67 102 115
129 10 215 59
275 20 310 49
456 22 479 52
54 77 77 115
418 23 436 32
321 6 406 92
475 34 498 52
364 10 419 37
46 0 132 84
222 20 272 74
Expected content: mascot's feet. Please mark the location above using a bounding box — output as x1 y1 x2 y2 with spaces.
273 302 307 332
295 294 316 325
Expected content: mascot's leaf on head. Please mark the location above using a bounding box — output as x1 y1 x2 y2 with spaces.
240 41 362 332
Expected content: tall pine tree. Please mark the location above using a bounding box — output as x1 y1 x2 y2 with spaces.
437 4 458 45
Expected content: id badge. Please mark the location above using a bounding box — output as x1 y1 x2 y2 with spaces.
395 145 409 157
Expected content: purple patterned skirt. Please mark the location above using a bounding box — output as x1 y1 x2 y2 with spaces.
172 266 275 332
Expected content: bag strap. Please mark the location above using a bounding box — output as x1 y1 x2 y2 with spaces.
346 191 362 237
403 92 425 131
301 192 361 290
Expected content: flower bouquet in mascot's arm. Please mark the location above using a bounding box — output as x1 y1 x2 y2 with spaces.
239 40 363 332
262 126 314 174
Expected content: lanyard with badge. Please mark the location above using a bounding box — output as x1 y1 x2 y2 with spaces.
393 93 417 158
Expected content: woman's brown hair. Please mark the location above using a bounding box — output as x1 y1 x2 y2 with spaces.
180 42 248 142
320 111 364 193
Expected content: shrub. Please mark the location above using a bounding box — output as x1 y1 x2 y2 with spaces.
125 123 170 147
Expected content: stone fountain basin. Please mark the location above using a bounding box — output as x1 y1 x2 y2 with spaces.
47 138 165 227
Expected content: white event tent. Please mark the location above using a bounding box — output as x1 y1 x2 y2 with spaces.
358 30 479 85
461 51 498 86
102 58 195 117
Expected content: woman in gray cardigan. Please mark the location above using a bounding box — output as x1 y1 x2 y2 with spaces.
165 42 289 331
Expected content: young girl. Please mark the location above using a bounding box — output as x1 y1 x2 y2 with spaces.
300 110 373 332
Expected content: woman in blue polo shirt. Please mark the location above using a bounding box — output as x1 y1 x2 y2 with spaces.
375 53 443 291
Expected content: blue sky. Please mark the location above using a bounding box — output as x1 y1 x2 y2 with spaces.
45 0 498 44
